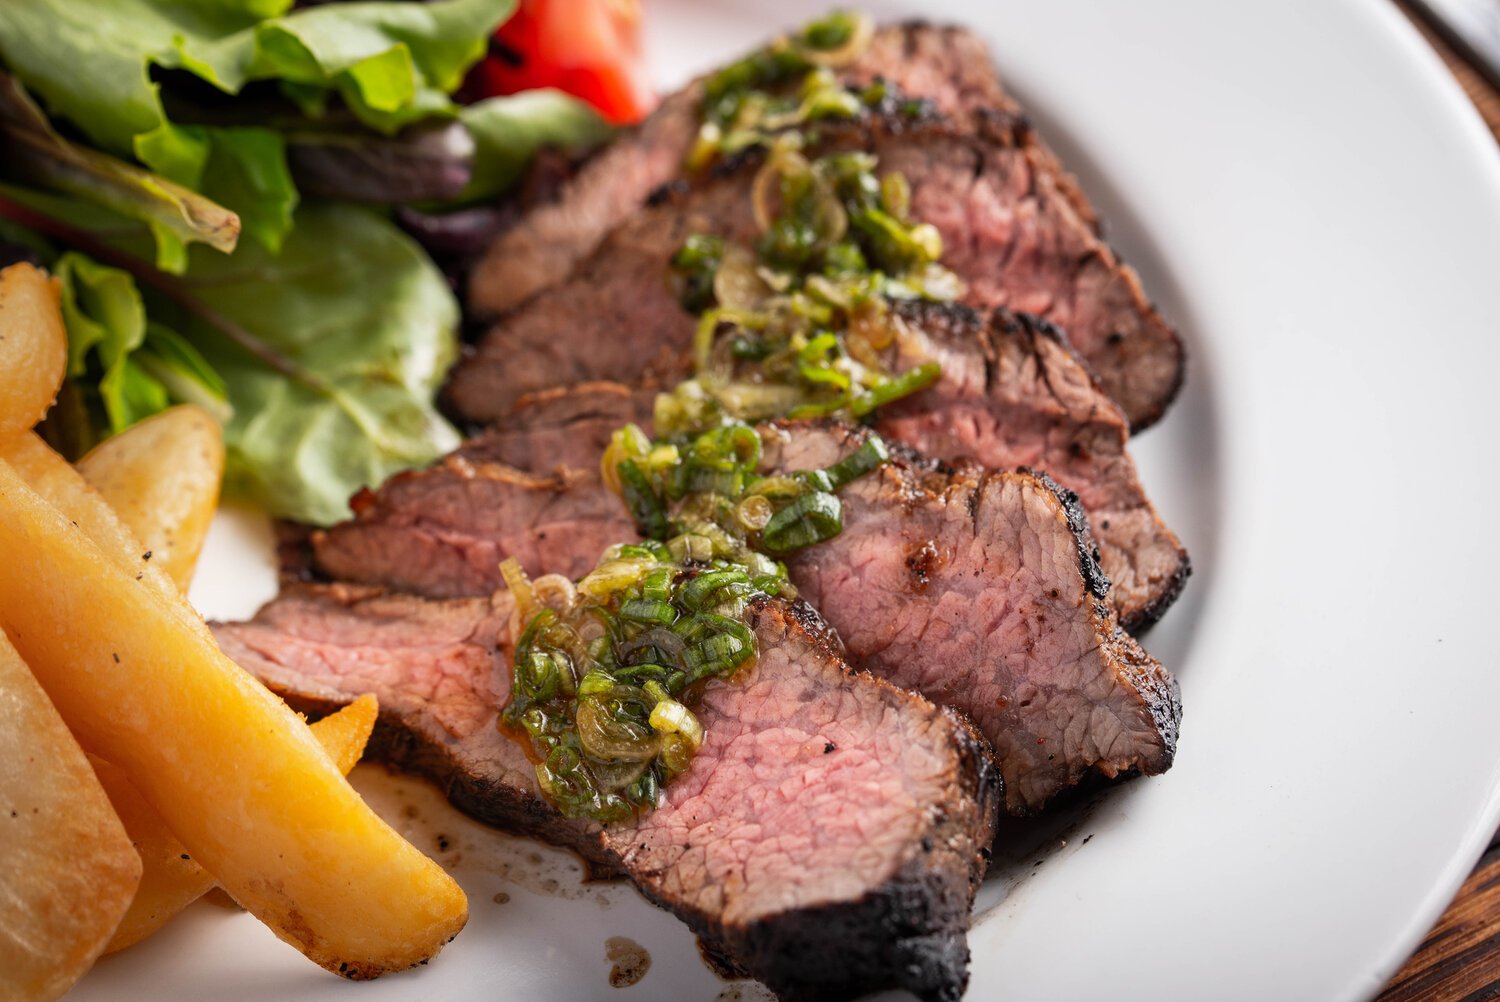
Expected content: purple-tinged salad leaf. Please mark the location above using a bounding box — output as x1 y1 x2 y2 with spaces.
285 119 476 203
0 0 612 523
0 73 241 272
0 0 513 261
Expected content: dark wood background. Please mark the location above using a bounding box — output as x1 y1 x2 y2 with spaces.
1377 829 1500 999
1376 10 1499 997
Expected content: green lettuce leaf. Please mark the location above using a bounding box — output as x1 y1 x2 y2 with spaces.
3 184 458 524
459 90 612 202
0 0 510 258
0 73 241 272
52 250 229 438
169 201 461 525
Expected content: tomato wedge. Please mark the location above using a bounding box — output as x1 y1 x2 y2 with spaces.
469 0 656 125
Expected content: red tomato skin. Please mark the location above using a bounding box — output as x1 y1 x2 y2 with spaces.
468 0 656 125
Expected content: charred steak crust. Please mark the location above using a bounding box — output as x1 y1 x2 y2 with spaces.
617 597 1000 1002
466 22 1031 321
758 420 1181 814
213 587 999 1002
954 109 1185 429
455 293 1189 629
450 104 1180 439
1025 468 1112 602
871 300 1189 629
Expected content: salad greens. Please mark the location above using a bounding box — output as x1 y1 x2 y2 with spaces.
167 202 462 527
458 91 613 201
2 184 459 526
0 0 611 524
0 0 512 255
0 74 241 269
56 250 230 439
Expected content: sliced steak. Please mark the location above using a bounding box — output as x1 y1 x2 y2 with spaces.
460 381 652 475
902 112 1181 429
301 403 1177 811
455 300 1188 629
450 110 1180 432
214 586 999 1002
467 22 1026 319
310 457 637 599
871 303 1189 629
760 422 1180 812
211 584 600 859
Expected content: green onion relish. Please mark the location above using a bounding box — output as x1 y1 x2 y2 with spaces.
604 419 890 559
500 11 935 826
500 548 765 824
665 144 962 431
687 11 876 171
501 423 890 824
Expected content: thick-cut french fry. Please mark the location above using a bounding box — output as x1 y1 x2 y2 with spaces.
0 431 182 605
100 695 380 954
307 693 380 775
78 406 224 592
0 631 141 1002
0 461 467 978
89 757 207 957
0 263 67 441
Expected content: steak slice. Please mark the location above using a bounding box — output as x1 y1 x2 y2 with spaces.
761 421 1180 813
310 456 637 599
214 586 999 1002
467 22 1034 319
450 110 1181 432
870 303 1189 630
453 299 1188 629
460 380 652 476
212 583 601 859
301 401 1177 812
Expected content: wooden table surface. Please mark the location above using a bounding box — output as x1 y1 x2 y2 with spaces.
1376 12 1500 999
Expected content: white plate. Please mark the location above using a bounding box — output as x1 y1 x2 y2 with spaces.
73 1 1500 1000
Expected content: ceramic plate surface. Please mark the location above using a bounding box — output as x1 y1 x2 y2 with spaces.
72 1 1500 999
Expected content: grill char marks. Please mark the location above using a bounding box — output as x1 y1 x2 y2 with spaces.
457 43 1181 430
310 456 637 599
894 110 1181 429
872 302 1189 629
297 402 1178 813
760 421 1180 813
451 295 1187 629
213 589 999 1002
466 22 1023 320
